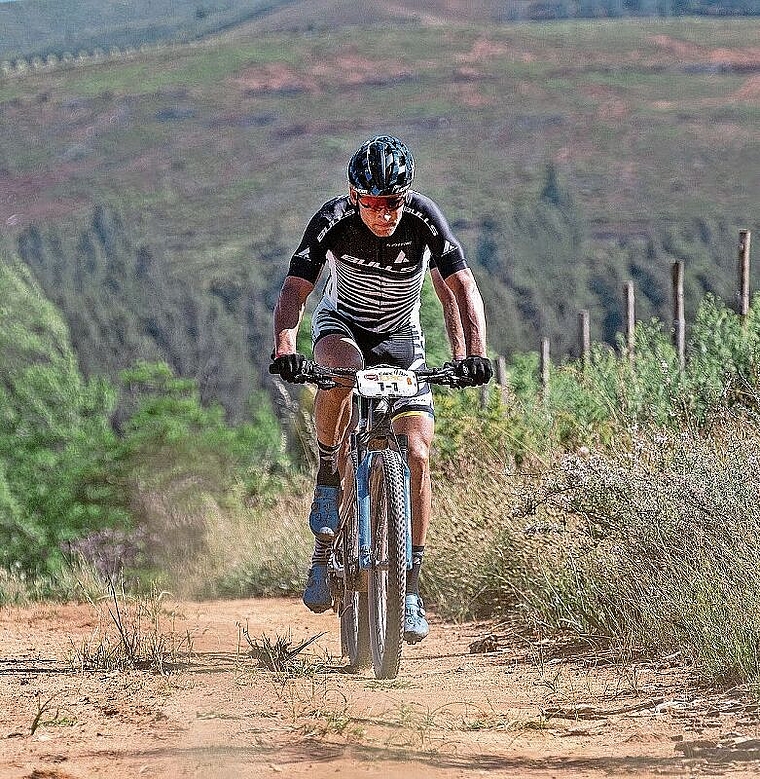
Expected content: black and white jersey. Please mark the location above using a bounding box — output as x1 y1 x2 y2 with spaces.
286 191 468 334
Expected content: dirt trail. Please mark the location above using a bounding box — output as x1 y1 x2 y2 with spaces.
1 597 759 778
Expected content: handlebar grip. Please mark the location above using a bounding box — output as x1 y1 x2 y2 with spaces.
293 361 338 389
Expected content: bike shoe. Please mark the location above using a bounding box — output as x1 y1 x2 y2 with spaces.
404 594 430 644
303 563 332 613
308 485 340 541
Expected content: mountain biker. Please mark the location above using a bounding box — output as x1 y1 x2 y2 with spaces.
270 135 492 644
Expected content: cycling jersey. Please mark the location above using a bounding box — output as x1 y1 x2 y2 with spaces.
286 191 469 335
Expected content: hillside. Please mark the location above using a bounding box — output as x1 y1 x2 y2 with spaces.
0 0 296 61
2 0 759 63
1 16 759 414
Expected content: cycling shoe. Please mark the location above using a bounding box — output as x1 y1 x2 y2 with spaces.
308 485 340 541
303 563 332 613
404 594 430 644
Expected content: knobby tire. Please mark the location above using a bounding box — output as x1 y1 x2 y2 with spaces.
339 447 370 670
367 448 407 679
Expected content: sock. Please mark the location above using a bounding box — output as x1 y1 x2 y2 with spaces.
311 537 331 566
406 546 425 596
316 440 341 488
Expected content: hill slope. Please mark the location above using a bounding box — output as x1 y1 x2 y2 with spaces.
3 0 760 62
1 17 759 413
0 0 296 60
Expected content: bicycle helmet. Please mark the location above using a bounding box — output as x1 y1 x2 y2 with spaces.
347 135 415 196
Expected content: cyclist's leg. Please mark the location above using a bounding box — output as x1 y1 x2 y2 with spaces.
391 412 434 550
393 412 433 643
310 309 363 524
303 313 363 613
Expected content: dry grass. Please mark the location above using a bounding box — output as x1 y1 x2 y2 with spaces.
69 581 193 673
426 410 760 685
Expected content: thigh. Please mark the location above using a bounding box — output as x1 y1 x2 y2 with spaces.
312 311 364 370
314 333 363 370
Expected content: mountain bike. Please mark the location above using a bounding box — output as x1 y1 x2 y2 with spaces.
293 362 472 679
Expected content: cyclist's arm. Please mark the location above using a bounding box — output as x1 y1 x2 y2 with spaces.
431 267 466 360
444 268 488 357
273 275 314 356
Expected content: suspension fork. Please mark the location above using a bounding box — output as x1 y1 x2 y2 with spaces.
356 436 413 572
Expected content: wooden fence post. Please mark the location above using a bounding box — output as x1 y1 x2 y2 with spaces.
624 280 635 360
480 383 489 409
578 309 590 366
495 355 510 403
496 355 508 387
739 229 752 319
540 337 550 397
672 260 685 370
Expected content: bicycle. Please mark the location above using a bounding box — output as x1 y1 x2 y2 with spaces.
290 361 474 679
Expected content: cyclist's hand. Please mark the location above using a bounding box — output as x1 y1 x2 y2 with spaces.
455 356 493 386
269 352 307 383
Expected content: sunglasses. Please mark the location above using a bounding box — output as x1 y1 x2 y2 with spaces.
357 195 406 212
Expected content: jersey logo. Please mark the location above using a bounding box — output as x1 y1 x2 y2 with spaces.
407 207 438 236
295 247 311 261
441 240 457 255
343 253 381 269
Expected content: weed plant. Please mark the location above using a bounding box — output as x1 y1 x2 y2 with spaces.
207 485 313 599
0 554 114 606
428 412 760 685
70 580 192 673
241 627 326 676
531 415 760 686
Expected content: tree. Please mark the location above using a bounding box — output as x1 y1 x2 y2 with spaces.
0 252 125 573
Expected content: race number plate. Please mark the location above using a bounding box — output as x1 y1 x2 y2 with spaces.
355 367 419 398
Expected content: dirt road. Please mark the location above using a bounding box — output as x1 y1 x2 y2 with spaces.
1 597 759 778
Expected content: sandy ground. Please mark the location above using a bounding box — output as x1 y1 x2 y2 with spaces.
2 597 760 779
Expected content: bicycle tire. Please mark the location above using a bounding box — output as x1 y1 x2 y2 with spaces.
367 448 407 679
339 446 370 670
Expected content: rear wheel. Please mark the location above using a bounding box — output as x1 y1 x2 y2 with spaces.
367 449 407 679
339 445 370 671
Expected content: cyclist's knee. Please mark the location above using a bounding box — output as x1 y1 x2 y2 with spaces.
405 435 430 468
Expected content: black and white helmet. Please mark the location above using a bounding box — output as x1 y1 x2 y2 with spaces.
347 135 415 196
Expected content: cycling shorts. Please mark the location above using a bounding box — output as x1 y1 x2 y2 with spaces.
312 309 434 420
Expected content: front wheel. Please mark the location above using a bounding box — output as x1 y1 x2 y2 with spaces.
367 449 408 679
339 446 370 671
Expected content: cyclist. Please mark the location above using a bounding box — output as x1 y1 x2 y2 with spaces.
270 135 492 643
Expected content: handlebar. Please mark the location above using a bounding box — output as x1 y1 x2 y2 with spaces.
277 362 480 391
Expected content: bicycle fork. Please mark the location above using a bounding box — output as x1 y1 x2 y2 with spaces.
356 450 413 572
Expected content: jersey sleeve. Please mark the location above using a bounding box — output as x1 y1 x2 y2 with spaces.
286 211 329 284
416 194 469 279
